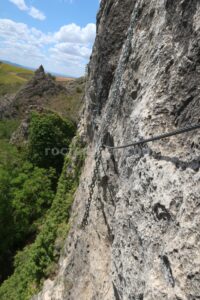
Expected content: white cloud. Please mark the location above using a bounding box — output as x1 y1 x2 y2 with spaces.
9 0 28 11
0 18 96 77
28 6 46 21
0 19 49 46
53 42 92 59
55 23 96 44
9 0 46 21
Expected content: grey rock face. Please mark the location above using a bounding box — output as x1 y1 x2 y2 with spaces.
34 1 200 299
0 94 16 119
85 0 136 140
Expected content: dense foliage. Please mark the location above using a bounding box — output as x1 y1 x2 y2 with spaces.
0 168 14 282
0 112 79 296
0 119 21 166
28 112 76 174
0 138 85 300
0 163 55 283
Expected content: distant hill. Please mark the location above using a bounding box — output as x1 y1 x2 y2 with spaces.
1 60 35 71
0 60 75 79
0 62 34 96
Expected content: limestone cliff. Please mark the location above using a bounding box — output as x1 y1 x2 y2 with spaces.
34 0 200 299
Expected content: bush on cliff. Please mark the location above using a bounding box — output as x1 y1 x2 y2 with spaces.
28 112 76 174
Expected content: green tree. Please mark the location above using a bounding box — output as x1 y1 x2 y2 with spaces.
28 112 76 174
11 162 55 245
0 162 55 283
0 168 14 282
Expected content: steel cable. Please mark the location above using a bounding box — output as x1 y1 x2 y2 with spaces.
103 124 200 150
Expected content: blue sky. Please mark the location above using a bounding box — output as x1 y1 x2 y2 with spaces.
0 0 99 76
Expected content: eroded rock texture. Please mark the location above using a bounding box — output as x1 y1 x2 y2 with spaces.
34 0 200 299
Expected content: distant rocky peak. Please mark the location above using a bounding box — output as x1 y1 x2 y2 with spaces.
12 64 67 116
34 65 45 79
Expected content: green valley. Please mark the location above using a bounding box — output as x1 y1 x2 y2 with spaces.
0 62 86 299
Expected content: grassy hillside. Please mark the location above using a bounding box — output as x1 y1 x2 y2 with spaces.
0 62 33 96
47 77 85 122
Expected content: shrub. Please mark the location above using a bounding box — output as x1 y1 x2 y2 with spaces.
28 112 76 174
47 73 56 81
76 86 82 93
11 162 55 244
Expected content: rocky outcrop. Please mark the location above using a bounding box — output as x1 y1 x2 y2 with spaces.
0 66 67 119
0 94 16 119
34 1 200 299
13 65 66 116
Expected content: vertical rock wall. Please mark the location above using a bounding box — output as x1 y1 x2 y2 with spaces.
34 0 200 299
